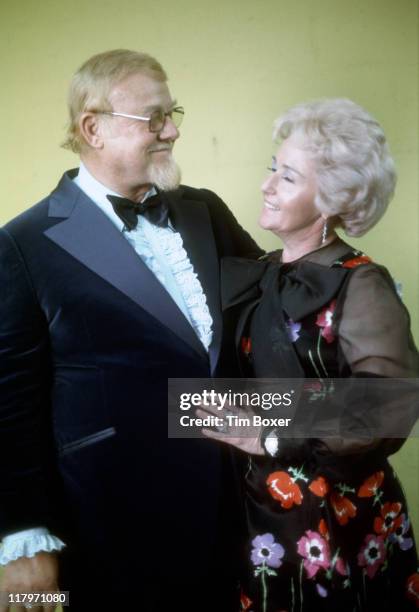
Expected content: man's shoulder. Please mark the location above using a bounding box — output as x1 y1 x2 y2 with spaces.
0 197 53 265
176 184 225 206
3 170 74 238
3 196 51 237
173 185 231 224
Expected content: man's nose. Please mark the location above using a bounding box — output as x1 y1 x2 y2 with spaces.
158 116 180 141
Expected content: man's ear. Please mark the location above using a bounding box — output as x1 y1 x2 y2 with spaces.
78 112 104 149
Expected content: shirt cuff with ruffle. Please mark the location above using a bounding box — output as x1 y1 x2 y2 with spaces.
0 527 66 565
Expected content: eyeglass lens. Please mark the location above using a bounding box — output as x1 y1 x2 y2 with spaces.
149 107 184 132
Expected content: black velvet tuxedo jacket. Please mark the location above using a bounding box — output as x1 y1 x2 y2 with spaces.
0 170 262 609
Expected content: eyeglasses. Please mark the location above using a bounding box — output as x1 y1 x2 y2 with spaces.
97 106 184 133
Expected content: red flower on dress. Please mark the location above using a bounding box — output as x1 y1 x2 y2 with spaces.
241 337 252 357
240 592 253 611
373 502 403 537
406 573 419 608
330 492 357 526
315 300 336 344
309 476 329 497
357 471 384 498
297 530 331 578
318 518 329 540
266 471 303 509
357 534 386 579
303 380 323 393
342 255 372 269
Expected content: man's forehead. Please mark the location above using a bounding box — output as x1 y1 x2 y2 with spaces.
108 72 173 109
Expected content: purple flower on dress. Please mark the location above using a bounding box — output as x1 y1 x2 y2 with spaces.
286 318 301 343
389 513 414 551
251 533 285 568
316 583 328 598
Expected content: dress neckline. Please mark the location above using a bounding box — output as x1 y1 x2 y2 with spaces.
263 237 355 268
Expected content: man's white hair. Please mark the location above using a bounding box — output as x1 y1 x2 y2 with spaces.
273 98 396 236
62 49 167 154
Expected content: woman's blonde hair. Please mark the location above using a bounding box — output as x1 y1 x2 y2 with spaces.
273 98 396 236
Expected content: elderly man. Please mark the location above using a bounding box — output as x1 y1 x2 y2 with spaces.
0 49 261 611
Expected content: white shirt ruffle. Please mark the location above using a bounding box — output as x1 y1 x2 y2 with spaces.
75 162 213 351
0 528 66 565
129 225 213 351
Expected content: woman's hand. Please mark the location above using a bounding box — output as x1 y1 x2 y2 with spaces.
196 400 265 455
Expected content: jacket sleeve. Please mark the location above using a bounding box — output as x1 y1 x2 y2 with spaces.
0 228 59 538
199 188 264 259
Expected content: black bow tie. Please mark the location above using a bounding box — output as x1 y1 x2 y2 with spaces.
106 192 169 230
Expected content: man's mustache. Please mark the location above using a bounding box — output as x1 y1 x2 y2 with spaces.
148 145 173 153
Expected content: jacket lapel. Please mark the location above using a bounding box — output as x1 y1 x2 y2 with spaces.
167 190 222 374
44 172 208 361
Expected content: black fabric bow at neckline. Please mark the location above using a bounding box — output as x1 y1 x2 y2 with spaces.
107 192 169 230
221 256 350 322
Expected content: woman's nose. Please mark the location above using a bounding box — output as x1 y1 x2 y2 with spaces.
261 173 276 195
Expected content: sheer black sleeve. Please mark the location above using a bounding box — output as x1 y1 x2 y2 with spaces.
268 263 419 464
310 264 419 458
337 264 419 378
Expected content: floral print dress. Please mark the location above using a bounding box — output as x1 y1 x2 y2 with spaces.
222 238 419 612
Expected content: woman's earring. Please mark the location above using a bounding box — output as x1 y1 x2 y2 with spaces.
321 218 328 245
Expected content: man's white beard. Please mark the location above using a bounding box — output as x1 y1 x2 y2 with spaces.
148 155 181 192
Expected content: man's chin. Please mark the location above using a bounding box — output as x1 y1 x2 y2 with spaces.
148 159 181 192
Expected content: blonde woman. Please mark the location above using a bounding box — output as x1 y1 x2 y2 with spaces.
202 99 419 611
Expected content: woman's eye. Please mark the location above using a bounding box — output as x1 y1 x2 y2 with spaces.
267 166 276 173
282 174 294 183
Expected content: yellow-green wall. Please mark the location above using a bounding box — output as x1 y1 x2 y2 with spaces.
1 0 418 544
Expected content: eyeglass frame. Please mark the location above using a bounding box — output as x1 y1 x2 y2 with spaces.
95 106 184 133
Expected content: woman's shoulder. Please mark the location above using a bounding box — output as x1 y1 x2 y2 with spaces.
329 247 399 298
330 248 374 269
310 242 399 298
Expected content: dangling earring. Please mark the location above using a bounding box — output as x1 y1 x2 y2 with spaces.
321 218 328 245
